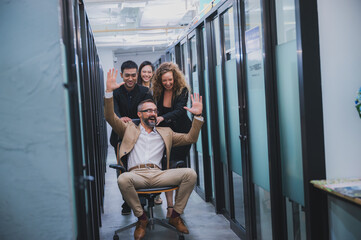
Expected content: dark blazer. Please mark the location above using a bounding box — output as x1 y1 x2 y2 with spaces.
157 88 192 162
110 84 152 148
157 88 192 134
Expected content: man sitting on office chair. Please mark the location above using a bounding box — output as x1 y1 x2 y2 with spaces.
104 68 203 240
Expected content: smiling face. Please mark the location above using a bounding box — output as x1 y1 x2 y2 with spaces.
120 68 137 90
140 65 153 84
138 102 158 128
161 71 174 91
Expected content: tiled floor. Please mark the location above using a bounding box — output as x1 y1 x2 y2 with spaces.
99 148 240 240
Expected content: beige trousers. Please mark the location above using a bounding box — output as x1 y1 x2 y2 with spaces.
117 168 197 217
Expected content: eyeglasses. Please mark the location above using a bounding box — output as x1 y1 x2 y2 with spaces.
123 73 137 78
140 109 158 114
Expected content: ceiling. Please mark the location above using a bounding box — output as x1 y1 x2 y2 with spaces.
83 0 200 54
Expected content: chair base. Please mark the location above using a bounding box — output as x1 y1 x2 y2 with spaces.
113 217 185 240
111 186 184 240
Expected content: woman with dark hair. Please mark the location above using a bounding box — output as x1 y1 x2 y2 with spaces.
137 61 154 88
152 62 192 218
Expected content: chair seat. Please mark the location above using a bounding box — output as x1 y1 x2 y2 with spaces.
136 185 179 194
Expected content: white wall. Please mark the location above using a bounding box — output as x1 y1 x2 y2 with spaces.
98 48 114 87
114 51 164 74
98 48 115 149
318 0 361 239
318 0 361 179
0 0 75 239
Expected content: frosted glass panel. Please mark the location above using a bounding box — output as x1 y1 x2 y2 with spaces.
216 65 227 164
276 40 304 205
224 59 242 175
245 42 270 191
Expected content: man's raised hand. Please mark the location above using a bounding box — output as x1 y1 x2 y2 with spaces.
106 68 121 92
184 93 203 116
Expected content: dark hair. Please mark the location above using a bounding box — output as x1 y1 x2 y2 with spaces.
121 60 138 73
137 61 154 85
137 99 156 112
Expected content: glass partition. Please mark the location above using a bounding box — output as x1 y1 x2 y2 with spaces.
222 7 245 226
202 26 216 200
180 41 195 170
244 0 272 238
190 35 205 192
213 16 231 213
275 0 305 238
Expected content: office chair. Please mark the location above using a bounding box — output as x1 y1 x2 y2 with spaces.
109 162 186 240
109 119 186 240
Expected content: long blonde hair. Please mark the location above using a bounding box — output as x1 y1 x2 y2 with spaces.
151 62 191 103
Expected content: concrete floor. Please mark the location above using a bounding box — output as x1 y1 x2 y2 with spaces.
99 148 240 240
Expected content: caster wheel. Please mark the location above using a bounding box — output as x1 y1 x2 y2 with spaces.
113 234 119 240
179 235 185 240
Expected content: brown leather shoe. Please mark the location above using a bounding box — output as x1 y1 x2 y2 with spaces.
134 218 148 240
169 216 189 234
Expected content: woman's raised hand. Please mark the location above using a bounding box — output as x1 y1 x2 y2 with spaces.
106 68 121 92
184 93 203 116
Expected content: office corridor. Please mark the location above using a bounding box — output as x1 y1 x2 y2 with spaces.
99 149 240 240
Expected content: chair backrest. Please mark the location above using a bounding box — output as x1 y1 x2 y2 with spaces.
132 118 140 125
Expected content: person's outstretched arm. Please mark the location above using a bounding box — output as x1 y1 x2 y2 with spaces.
104 68 128 138
172 93 204 146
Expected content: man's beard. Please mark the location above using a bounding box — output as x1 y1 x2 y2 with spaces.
142 116 156 128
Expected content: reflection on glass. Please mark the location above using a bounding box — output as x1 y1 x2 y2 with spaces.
254 184 272 240
214 18 222 66
245 0 270 192
222 7 245 226
233 172 246 226
190 36 205 191
202 26 216 199
181 43 187 75
244 0 272 238
170 52 175 63
223 8 236 60
204 69 215 199
276 0 296 44
214 16 230 213
275 0 306 238
189 144 197 173
191 37 197 73
285 197 306 240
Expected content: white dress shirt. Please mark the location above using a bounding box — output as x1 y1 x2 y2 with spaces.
127 125 165 170
105 91 204 170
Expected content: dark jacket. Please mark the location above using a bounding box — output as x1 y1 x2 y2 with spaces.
157 88 192 134
157 88 192 162
110 84 152 148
